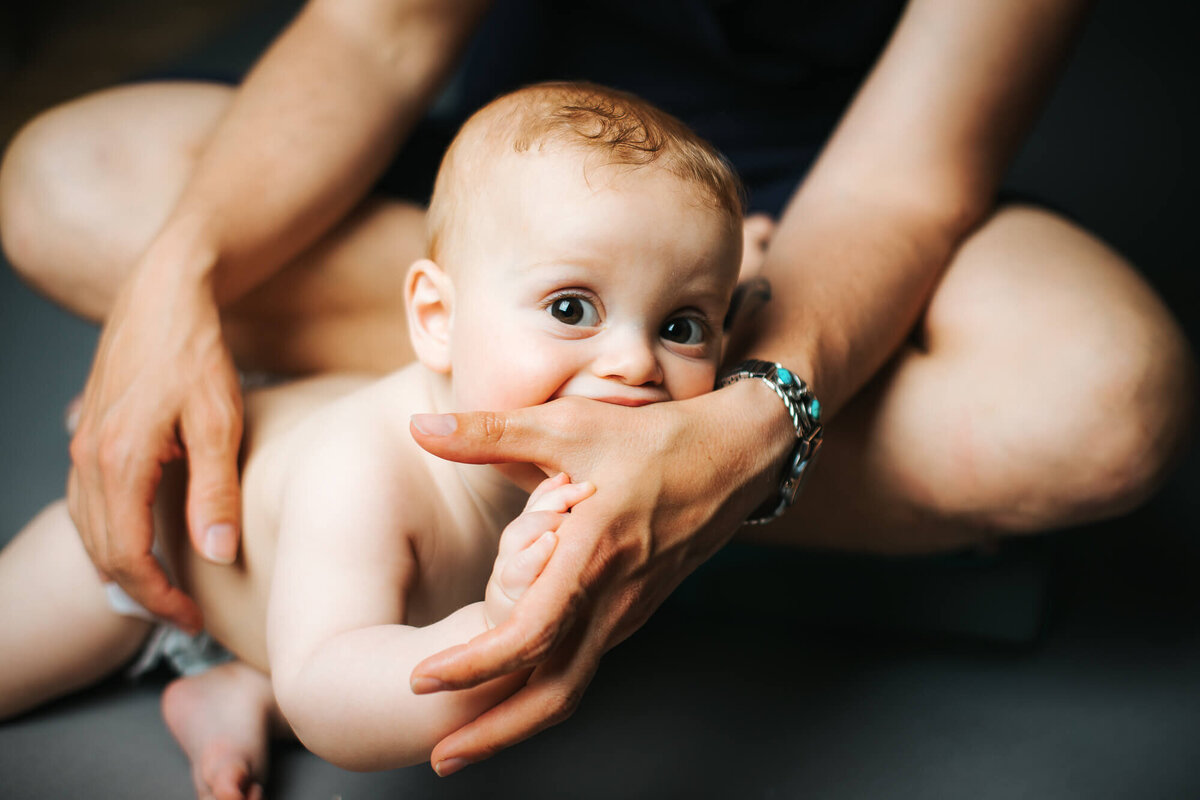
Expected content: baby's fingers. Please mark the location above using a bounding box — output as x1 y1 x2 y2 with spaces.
524 472 571 511
498 480 594 559
498 531 558 603
525 479 596 515
497 509 565 559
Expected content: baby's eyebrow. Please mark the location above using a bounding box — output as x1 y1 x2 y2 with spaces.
518 257 600 273
673 283 734 310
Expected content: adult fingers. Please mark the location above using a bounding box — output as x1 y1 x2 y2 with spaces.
181 388 244 565
113 550 203 634
411 568 582 692
415 498 606 690
66 466 107 581
67 409 115 579
429 647 598 776
100 450 203 632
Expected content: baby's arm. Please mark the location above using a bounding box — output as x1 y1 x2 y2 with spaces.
267 418 589 771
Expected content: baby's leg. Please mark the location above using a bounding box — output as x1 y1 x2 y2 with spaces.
161 661 288 800
0 499 153 719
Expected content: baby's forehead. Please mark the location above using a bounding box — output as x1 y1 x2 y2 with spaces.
449 102 735 216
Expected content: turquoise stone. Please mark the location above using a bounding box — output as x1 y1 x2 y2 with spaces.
809 398 821 421
777 367 794 385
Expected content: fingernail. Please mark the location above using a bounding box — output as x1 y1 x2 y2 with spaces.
204 524 238 564
411 675 448 694
434 757 470 777
411 414 458 436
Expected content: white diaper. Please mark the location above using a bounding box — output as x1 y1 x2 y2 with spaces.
106 582 232 678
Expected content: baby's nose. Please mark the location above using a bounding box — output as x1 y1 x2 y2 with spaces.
592 332 663 386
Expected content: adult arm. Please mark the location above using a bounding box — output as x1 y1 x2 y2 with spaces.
407 0 1094 772
68 0 490 630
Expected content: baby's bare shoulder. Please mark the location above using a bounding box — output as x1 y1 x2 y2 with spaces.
263 367 445 543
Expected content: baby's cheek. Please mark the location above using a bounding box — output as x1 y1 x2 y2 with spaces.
454 347 567 411
669 364 720 401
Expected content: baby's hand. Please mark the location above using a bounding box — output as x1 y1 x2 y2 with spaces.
484 473 595 629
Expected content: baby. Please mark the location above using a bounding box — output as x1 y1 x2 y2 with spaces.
0 81 746 798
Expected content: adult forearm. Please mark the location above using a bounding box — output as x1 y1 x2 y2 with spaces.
738 0 1092 417
741 191 960 418
274 604 525 771
144 0 489 303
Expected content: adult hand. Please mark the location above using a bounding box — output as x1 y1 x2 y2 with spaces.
408 385 791 775
67 262 243 633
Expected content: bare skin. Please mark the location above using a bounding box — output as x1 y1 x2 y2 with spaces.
3 82 1189 549
161 662 285 800
1 0 1195 775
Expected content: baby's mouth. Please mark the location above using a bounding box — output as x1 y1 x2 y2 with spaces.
588 396 657 407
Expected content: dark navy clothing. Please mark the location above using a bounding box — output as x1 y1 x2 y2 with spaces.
379 0 907 215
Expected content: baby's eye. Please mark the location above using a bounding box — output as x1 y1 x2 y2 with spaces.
548 296 600 327
660 316 706 345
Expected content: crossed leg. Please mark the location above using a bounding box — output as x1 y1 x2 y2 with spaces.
0 81 422 373
3 82 1194 555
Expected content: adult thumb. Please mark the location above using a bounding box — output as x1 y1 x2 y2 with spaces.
410 406 561 468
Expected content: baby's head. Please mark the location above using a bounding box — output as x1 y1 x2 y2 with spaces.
406 81 745 412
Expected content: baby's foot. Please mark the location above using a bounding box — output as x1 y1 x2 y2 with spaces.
161 661 282 800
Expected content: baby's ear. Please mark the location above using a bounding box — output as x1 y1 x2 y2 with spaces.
405 258 454 374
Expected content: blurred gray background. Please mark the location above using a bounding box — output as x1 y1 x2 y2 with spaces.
2 1 1198 797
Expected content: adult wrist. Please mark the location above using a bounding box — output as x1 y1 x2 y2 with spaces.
135 213 222 296
717 360 824 524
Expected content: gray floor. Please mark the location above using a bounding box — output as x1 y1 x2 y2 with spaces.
3 1 1200 797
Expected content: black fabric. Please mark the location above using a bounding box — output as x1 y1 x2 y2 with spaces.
376 0 907 214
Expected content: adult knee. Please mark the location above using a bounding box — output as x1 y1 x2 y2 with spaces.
0 102 105 301
996 295 1195 531
927 206 1196 534
0 108 52 283
1079 309 1196 517
1 83 218 318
